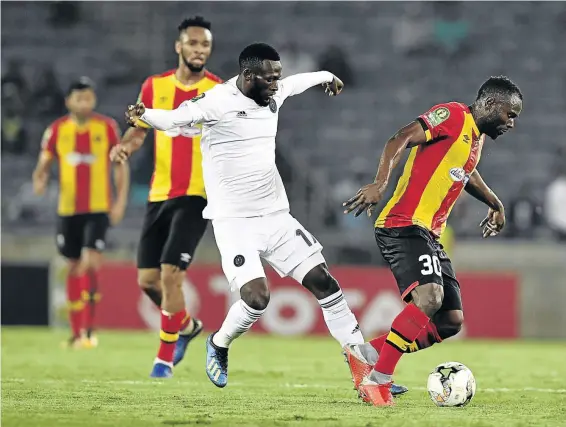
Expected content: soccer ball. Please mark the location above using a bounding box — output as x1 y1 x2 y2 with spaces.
427 362 476 407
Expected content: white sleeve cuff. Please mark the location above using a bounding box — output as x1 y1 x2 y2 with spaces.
317 71 335 84
140 103 204 131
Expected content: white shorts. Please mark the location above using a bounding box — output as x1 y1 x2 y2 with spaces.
212 211 325 291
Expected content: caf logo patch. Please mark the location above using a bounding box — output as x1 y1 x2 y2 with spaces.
426 107 450 127
269 98 277 113
234 255 245 267
191 93 205 103
435 107 449 120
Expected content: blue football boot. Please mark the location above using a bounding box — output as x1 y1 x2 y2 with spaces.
205 333 228 388
173 318 203 366
391 383 409 396
150 362 173 378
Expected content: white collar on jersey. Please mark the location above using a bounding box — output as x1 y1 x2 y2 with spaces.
225 76 239 95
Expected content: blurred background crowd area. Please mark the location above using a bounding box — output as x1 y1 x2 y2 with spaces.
1 1 565 265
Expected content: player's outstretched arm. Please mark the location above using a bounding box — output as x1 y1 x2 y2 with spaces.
465 169 505 238
124 100 209 132
343 120 428 217
279 71 342 99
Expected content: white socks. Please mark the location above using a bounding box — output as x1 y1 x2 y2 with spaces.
213 299 265 348
319 290 364 347
212 290 362 349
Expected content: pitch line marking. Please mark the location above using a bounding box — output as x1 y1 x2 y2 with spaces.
4 378 566 393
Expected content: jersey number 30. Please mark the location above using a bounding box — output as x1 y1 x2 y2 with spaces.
419 254 442 276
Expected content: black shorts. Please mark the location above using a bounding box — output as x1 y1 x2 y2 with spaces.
56 213 110 260
375 225 462 311
137 195 208 270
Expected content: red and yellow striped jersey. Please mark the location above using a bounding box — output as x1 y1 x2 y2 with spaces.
42 114 120 216
137 70 223 202
376 102 485 237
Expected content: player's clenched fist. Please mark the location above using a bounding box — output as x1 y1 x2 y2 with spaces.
323 75 344 96
125 102 146 127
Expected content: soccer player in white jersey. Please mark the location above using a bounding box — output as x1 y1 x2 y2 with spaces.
118 43 406 395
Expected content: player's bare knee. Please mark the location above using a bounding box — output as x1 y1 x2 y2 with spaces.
67 260 82 277
446 310 464 331
411 283 444 317
240 278 270 311
302 264 339 300
80 250 102 274
87 258 102 273
138 269 161 291
82 249 102 273
434 310 464 339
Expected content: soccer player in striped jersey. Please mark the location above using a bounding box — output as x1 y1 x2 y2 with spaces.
32 77 130 349
342 76 523 406
110 16 222 378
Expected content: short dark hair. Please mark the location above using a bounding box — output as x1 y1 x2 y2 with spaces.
67 76 95 96
239 43 280 72
178 16 211 35
476 76 523 101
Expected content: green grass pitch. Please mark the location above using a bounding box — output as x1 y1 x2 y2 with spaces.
2 327 565 426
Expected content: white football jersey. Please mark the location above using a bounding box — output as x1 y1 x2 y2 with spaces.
140 71 334 219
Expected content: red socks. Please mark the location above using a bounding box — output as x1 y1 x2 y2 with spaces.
370 320 443 354
157 310 185 365
66 275 84 338
81 272 100 337
373 304 430 375
369 333 387 354
67 271 102 340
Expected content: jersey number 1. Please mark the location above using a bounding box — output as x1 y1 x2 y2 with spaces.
296 229 317 247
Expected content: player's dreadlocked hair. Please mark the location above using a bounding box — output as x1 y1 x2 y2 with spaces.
239 43 280 72
476 76 523 101
66 76 95 96
178 16 211 35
